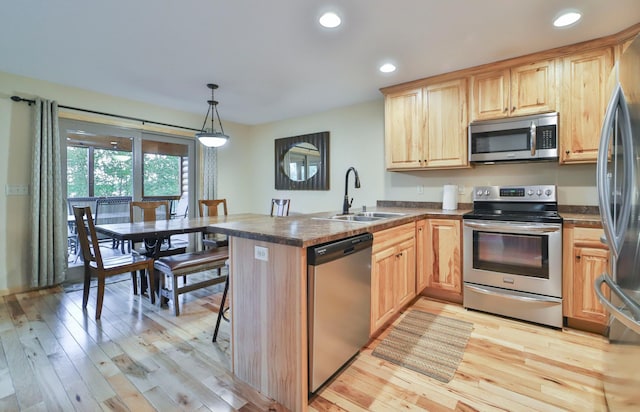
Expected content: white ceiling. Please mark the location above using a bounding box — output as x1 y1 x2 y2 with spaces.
1 1 639 125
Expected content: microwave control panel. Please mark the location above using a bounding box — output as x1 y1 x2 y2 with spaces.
537 125 557 149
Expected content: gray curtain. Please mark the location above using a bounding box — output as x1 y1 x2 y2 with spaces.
30 98 66 287
202 146 217 199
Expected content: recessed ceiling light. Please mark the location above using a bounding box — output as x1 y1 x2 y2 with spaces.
379 63 397 73
319 12 341 28
553 11 582 28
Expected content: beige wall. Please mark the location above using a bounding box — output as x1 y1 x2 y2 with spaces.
0 70 597 293
0 71 252 293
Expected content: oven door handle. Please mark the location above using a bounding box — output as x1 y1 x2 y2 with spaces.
463 220 560 233
465 283 561 304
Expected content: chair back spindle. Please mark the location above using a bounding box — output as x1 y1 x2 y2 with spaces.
271 198 290 217
198 199 228 218
73 206 104 269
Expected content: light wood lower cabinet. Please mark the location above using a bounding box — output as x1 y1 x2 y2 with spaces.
562 225 611 334
416 218 463 303
371 222 416 334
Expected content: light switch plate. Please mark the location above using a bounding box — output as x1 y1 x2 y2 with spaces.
254 246 269 261
5 184 29 196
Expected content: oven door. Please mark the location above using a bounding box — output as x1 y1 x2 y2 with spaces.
463 219 562 298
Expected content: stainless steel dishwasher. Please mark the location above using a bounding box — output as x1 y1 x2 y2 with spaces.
307 232 373 394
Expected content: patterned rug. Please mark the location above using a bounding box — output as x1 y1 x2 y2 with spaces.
372 310 473 383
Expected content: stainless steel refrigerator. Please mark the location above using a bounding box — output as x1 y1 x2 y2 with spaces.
596 34 640 410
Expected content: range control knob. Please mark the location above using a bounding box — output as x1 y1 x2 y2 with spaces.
484 189 491 196
476 189 483 196
537 189 543 196
545 189 552 196
527 189 534 196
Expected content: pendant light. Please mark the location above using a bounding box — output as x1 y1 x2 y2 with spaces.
195 83 229 147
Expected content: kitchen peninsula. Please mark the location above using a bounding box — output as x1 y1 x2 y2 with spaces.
207 207 465 411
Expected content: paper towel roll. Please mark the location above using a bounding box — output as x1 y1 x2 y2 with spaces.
442 185 458 210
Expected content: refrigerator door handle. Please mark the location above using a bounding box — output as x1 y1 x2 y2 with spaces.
597 83 634 259
595 274 640 335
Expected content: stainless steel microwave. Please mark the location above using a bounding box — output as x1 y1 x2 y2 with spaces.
469 112 559 164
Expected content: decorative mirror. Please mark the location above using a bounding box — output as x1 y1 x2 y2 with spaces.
275 131 329 190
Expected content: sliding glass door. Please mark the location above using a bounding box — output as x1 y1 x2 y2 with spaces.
60 118 196 281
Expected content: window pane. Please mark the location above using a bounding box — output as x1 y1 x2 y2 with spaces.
94 148 132 196
143 153 181 196
67 146 89 197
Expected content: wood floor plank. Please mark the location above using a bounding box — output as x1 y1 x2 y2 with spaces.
0 279 612 412
0 328 45 410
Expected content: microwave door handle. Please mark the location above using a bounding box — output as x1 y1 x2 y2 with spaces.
530 121 536 156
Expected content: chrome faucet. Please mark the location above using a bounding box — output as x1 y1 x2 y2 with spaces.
342 167 361 214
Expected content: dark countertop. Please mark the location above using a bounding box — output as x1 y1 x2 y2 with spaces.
560 212 602 227
558 205 601 227
207 204 603 247
208 206 471 248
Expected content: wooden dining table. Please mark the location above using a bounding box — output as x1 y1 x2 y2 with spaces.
93 214 262 299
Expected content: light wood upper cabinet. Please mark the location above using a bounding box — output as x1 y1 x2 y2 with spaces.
384 88 423 169
383 78 468 170
471 60 556 121
424 79 469 168
562 225 610 332
416 218 462 303
559 47 614 164
371 223 416 334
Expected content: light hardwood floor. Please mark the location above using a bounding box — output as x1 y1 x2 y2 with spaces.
0 277 609 411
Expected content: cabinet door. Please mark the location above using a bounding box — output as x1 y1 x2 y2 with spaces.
371 246 399 333
384 88 424 169
424 78 468 168
471 69 510 120
510 60 556 117
573 245 610 323
426 219 462 296
562 226 611 330
395 238 416 309
415 219 428 292
560 47 614 164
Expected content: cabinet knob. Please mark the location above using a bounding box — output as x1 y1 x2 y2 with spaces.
504 107 508 112
512 106 516 112
565 150 570 155
576 255 581 260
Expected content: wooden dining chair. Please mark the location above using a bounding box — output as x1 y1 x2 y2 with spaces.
271 198 291 216
129 201 187 295
198 199 229 248
73 206 155 319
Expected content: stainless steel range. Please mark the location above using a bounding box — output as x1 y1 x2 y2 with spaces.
462 185 563 328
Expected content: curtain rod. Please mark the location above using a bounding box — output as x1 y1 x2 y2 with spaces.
10 95 202 133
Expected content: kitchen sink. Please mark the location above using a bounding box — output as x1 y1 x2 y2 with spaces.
355 211 406 218
329 215 381 222
312 211 407 223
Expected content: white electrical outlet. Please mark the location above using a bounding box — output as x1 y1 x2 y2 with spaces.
417 185 424 194
254 246 269 261
5 184 29 196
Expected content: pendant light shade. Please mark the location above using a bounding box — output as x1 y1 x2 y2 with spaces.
196 83 229 147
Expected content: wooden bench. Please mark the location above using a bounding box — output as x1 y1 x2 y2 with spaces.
154 247 229 316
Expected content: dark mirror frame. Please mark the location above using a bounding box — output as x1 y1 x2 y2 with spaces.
275 131 329 190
